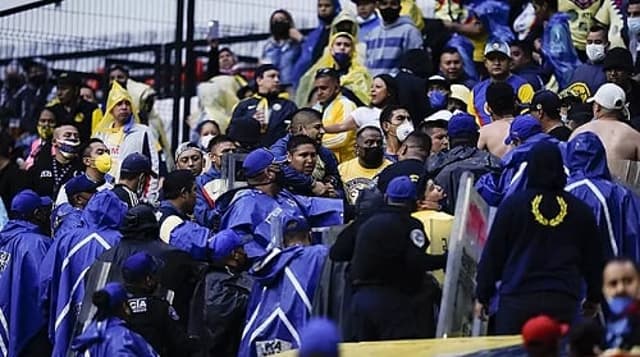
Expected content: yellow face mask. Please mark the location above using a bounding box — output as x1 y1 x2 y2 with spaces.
94 153 112 174
37 125 54 140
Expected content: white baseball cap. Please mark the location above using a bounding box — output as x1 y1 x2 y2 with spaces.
587 83 626 110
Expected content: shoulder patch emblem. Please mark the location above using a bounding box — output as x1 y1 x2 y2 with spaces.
410 229 426 248
128 297 148 314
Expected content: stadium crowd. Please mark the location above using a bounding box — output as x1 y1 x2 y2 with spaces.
4 0 640 356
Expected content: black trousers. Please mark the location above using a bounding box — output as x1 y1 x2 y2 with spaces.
494 291 578 335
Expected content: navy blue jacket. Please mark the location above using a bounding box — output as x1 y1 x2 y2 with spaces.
228 94 297 147
270 134 343 197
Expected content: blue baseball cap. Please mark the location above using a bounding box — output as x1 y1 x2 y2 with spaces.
120 153 158 178
211 229 245 261
65 175 99 201
447 112 479 138
284 216 310 234
101 282 128 309
385 176 417 201
504 114 543 145
121 252 162 283
11 189 52 215
299 318 340 357
242 148 285 178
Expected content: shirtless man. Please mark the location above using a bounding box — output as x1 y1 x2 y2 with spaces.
477 82 515 158
571 83 640 164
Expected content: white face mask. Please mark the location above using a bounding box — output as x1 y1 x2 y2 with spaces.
629 17 640 35
585 44 606 63
199 134 215 151
396 120 415 142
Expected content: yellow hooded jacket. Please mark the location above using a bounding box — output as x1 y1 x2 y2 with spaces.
295 32 372 108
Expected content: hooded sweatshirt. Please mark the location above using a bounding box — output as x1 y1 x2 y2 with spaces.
49 190 127 357
0 220 50 357
476 141 603 305
365 16 423 76
566 132 640 260
71 317 158 356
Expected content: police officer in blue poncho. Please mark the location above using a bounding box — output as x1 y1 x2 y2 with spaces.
51 174 99 237
71 282 158 357
45 190 127 357
238 216 330 357
566 132 640 261
0 190 52 357
475 114 559 207
218 147 343 261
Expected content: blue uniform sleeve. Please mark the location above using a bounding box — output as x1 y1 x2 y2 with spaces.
195 186 217 229
169 221 215 261
475 172 505 207
284 166 315 195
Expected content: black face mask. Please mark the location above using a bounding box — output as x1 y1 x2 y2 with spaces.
271 21 290 39
379 7 401 23
361 146 384 166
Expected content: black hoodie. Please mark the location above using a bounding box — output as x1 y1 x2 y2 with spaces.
476 141 603 304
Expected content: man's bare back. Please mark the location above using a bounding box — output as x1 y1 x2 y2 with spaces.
571 119 640 163
478 119 513 158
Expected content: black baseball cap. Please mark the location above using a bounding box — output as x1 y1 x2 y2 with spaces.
530 90 561 118
603 47 634 73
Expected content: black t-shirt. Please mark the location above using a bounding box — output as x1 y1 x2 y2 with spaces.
376 159 426 194
548 125 572 141
0 161 25 210
27 143 82 199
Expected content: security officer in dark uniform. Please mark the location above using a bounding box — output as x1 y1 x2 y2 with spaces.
227 64 297 147
350 176 447 341
45 72 102 143
121 251 193 357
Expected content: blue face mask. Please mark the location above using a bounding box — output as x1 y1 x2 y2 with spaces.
629 17 640 35
428 91 448 111
332 52 350 68
607 296 634 315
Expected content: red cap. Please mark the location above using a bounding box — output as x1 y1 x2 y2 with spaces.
522 315 569 347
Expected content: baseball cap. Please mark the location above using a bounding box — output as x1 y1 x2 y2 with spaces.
57 72 82 88
504 114 542 145
242 148 285 178
11 189 52 215
427 74 450 88
450 84 471 106
211 229 248 261
424 109 453 123
120 204 159 237
174 142 203 160
255 64 278 78
284 216 310 234
385 176 417 201
522 315 569 348
65 175 99 201
356 123 384 137
299 318 340 357
120 153 158 178
603 47 634 73
447 112 479 138
484 41 511 58
101 282 128 310
531 90 561 117
587 83 626 111
121 252 162 283
315 67 340 80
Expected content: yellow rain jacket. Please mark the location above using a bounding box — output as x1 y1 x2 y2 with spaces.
296 32 372 108
126 78 174 170
317 94 358 163
401 0 425 31
197 73 247 133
